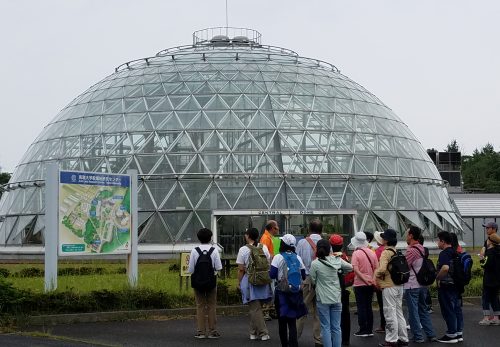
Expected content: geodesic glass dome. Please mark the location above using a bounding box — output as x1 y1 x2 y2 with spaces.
0 28 461 250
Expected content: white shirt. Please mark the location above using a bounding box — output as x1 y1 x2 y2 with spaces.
187 244 223 274
236 243 271 268
296 234 323 274
271 252 306 281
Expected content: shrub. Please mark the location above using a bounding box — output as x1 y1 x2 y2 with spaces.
168 263 180 272
0 268 10 278
17 267 44 278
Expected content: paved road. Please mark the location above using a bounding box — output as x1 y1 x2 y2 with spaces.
2 302 500 346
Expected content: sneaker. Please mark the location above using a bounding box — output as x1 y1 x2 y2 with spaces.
354 331 373 337
436 335 458 343
490 318 500 325
207 331 220 339
397 340 409 346
260 334 271 341
194 333 206 339
378 342 398 347
479 318 492 325
456 334 463 342
249 334 258 340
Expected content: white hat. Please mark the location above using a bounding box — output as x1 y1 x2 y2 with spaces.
374 231 384 245
350 231 368 249
280 234 296 247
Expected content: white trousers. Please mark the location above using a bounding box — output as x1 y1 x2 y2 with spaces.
382 286 409 343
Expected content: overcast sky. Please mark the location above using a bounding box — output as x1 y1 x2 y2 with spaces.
0 0 499 173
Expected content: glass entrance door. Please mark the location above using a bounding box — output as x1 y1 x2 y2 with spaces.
213 210 357 256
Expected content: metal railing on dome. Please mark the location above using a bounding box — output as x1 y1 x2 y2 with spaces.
192 27 262 45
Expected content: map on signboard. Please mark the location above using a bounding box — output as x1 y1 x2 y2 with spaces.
59 171 131 255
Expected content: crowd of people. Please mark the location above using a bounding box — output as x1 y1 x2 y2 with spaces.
186 219 500 347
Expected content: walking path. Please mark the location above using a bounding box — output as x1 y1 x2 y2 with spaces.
1 301 499 346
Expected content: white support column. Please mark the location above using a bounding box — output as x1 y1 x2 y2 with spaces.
127 169 138 287
44 163 58 292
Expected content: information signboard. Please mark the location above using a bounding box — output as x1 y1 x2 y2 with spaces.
58 171 131 256
180 252 191 277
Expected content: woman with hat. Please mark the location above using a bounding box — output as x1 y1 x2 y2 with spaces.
350 231 379 338
374 229 409 347
269 234 307 347
310 239 353 347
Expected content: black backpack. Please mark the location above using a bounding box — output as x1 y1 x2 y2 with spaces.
191 247 216 291
449 251 472 294
387 248 410 285
411 246 437 286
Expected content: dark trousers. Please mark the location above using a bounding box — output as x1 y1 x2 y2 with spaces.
376 289 386 329
482 285 500 316
275 294 298 347
438 287 463 336
341 288 351 345
354 285 374 334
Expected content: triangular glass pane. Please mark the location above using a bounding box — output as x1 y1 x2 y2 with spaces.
350 181 372 207
399 210 426 230
371 183 394 209
168 132 196 152
218 130 242 150
399 158 414 177
197 181 231 210
250 154 278 174
160 181 193 209
149 112 171 130
193 95 213 108
151 155 174 174
204 94 230 110
168 95 189 109
326 155 352 174
219 111 245 129
136 155 162 174
421 211 443 230
233 110 254 128
416 185 432 209
184 155 211 174
234 131 263 152
215 180 248 208
232 181 268 209
107 156 129 172
378 157 397 176
203 110 228 128
329 133 353 153
103 98 123 114
307 181 337 210
176 110 200 128
138 182 158 210
167 154 196 174
373 210 399 230
284 180 307 209
354 156 376 174
144 96 164 111
140 213 173 243
218 154 245 174
103 114 125 133
396 184 416 210
362 212 382 233
177 95 201 111
378 135 394 155
150 97 173 111
81 116 101 135
279 132 304 152
333 114 354 131
355 134 376 154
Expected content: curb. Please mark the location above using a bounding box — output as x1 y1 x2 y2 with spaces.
25 297 482 326
27 305 248 326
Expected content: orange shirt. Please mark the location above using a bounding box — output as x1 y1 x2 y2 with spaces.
260 230 274 256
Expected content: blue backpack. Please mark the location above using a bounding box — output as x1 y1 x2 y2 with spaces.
277 252 302 293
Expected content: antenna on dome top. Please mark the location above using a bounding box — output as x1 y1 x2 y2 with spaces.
225 0 229 36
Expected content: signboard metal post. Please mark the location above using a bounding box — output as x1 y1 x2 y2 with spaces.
44 163 58 292
127 169 138 287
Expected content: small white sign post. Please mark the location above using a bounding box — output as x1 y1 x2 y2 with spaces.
44 163 59 292
126 169 138 287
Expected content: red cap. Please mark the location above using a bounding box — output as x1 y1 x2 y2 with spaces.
329 234 343 246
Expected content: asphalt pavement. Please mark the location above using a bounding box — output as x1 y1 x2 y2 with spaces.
2 301 500 346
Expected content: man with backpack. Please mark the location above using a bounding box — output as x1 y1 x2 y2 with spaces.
374 229 409 347
236 227 273 341
436 231 464 344
188 228 223 339
260 220 280 321
404 226 437 343
296 219 324 346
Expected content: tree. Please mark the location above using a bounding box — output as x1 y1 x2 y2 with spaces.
445 139 460 152
0 172 11 198
461 143 500 192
